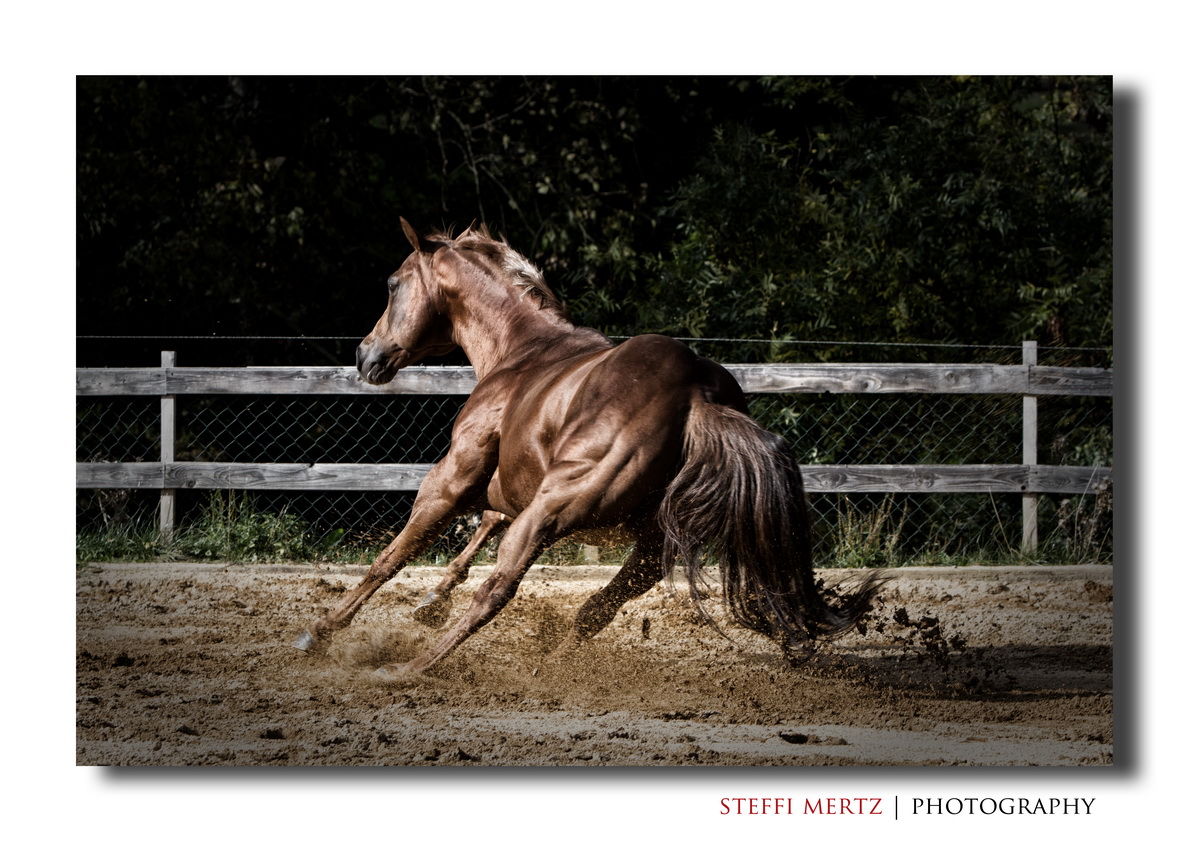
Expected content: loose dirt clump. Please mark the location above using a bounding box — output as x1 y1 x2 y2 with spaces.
76 563 1113 766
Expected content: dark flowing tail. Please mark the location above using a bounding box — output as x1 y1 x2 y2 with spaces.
657 397 881 650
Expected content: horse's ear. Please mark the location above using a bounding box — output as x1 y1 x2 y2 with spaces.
400 217 422 252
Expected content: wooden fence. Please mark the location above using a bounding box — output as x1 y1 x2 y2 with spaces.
76 343 1112 551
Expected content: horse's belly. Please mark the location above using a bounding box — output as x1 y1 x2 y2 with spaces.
484 467 534 518
484 467 639 547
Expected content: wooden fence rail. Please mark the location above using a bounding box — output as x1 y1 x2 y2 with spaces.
77 461 1111 496
75 363 1113 398
76 345 1113 552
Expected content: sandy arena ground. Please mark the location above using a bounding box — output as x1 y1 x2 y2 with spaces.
76 562 1113 766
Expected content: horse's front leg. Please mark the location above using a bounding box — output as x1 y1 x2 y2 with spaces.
293 460 485 656
412 510 510 628
375 502 555 678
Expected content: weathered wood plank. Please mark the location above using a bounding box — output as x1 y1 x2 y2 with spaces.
803 464 1031 493
163 366 479 395
77 362 1112 398
75 366 480 396
77 462 165 489
1022 342 1039 552
160 351 177 539
1026 465 1113 494
76 369 166 396
77 461 1110 495
801 464 1111 495
163 367 362 395
725 364 1028 395
162 463 434 491
1027 365 1113 397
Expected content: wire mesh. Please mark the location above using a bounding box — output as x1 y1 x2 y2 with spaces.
76 338 1113 565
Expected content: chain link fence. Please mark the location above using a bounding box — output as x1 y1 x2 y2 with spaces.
76 337 1113 566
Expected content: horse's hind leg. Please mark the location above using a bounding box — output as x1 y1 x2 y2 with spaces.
413 510 510 628
552 535 665 657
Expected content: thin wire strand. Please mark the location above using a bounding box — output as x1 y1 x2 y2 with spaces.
76 335 1113 353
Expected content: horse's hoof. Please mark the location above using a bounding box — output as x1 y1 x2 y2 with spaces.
412 592 450 628
293 629 329 655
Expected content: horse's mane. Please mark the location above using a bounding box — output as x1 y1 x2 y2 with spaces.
428 224 567 314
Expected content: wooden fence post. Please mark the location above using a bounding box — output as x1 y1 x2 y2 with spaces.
160 351 176 541
1022 341 1038 553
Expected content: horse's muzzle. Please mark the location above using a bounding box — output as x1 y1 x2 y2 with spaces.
356 340 402 385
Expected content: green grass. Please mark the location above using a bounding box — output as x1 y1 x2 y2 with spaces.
77 491 346 566
78 490 1110 568
813 490 1111 568
77 519 177 566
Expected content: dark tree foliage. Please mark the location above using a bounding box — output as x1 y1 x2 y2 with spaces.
77 76 1111 367
635 77 1112 359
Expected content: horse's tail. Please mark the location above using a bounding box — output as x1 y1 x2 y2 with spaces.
657 397 881 650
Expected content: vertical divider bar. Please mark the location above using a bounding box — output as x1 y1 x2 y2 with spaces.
1022 341 1038 553
160 350 177 541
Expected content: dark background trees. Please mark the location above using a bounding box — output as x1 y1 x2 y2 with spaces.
77 76 1112 366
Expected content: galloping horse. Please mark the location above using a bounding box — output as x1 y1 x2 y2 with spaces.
295 220 880 678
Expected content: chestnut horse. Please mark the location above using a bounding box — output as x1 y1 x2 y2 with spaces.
294 220 880 678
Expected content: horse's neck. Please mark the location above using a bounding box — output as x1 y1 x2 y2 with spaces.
449 285 609 379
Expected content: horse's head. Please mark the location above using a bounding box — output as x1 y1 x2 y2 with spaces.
356 219 458 385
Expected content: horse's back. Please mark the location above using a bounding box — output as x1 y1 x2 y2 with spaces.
613 334 748 413
488 334 733 521
531 333 748 446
